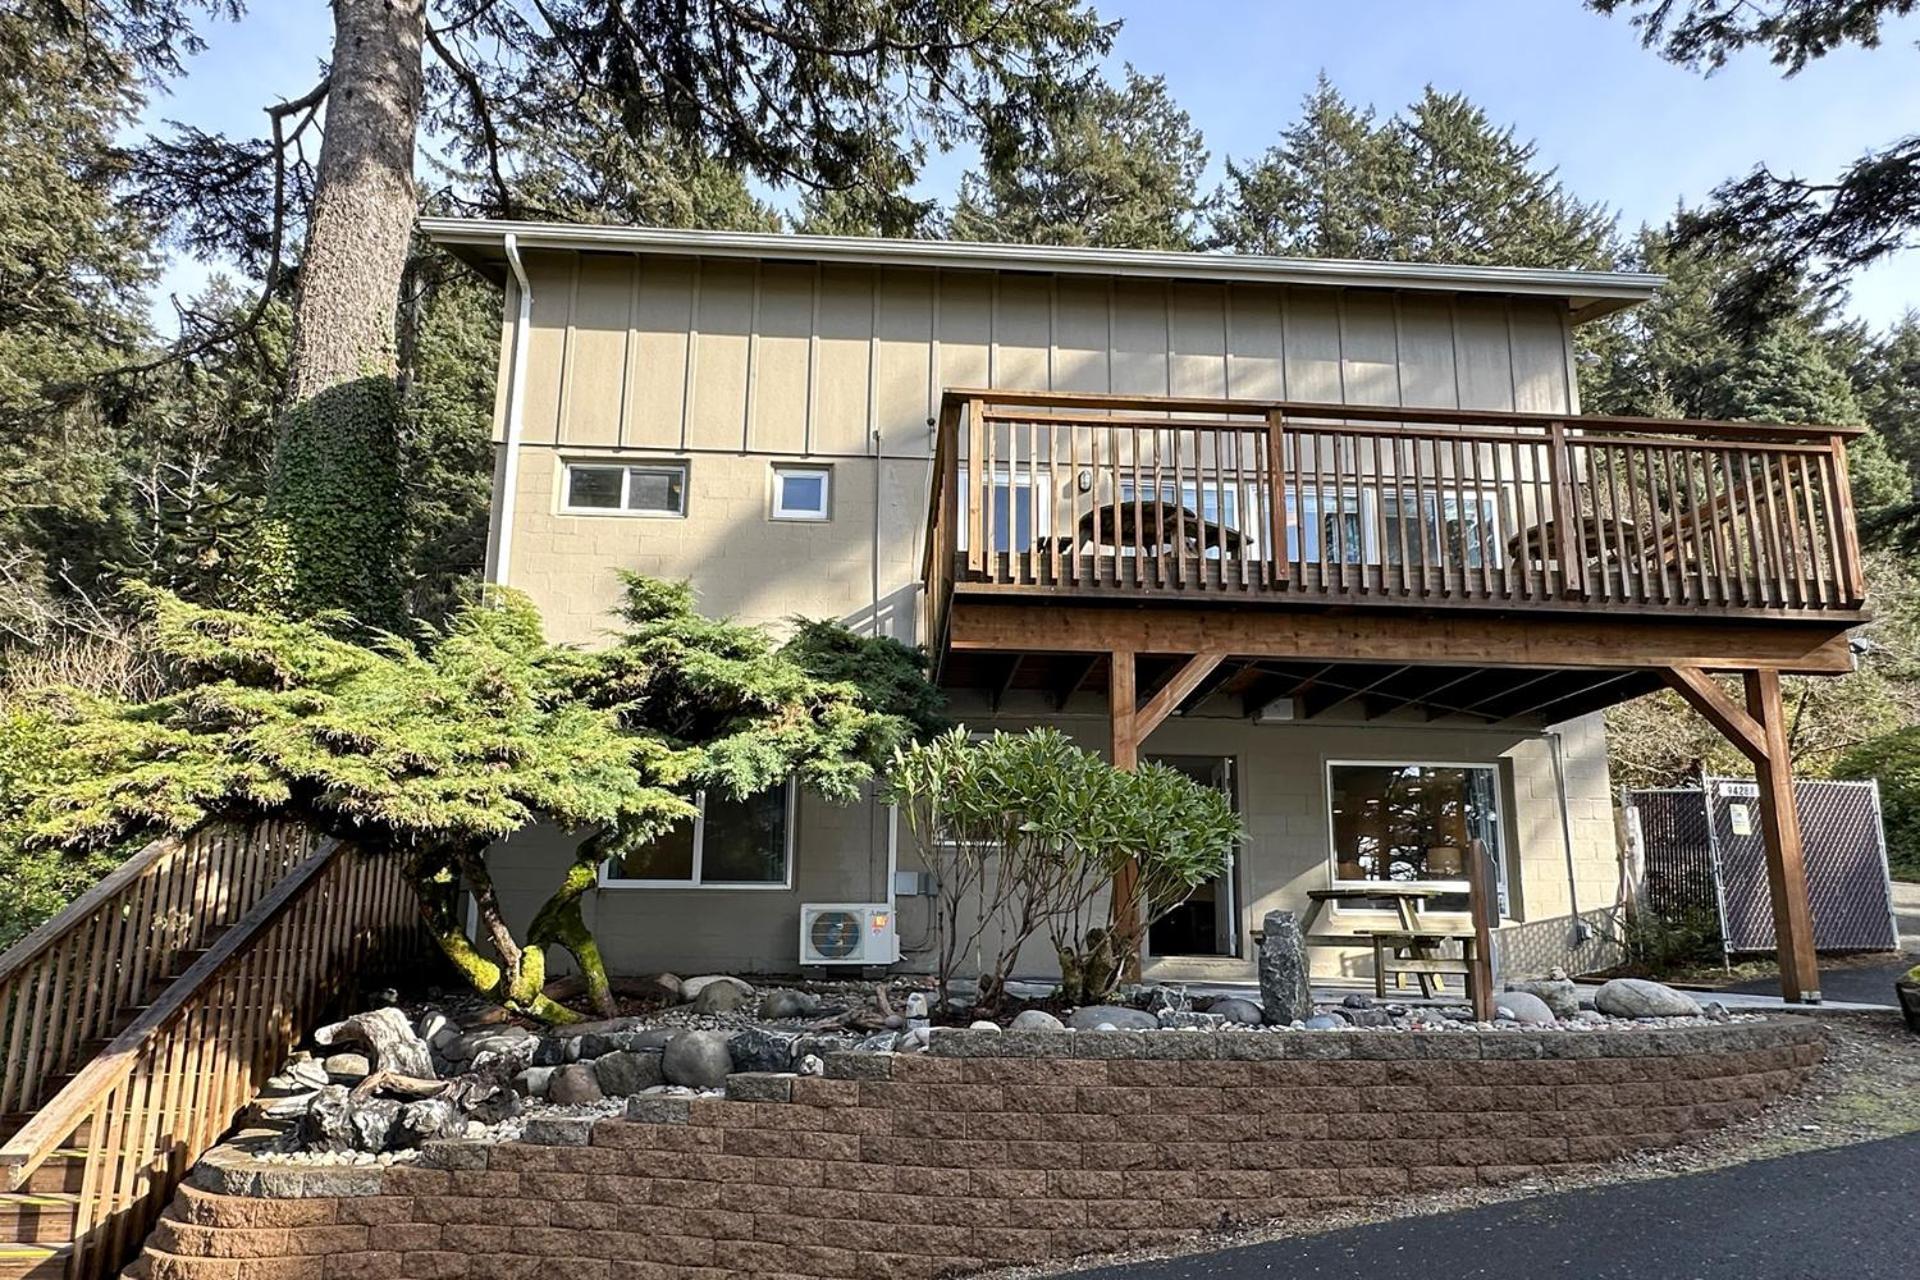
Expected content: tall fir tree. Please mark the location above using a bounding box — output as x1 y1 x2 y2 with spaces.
949 65 1209 250
1209 80 1616 268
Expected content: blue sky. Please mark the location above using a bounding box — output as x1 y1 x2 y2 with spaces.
144 1 1920 328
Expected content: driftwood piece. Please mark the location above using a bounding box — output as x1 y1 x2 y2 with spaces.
314 1007 436 1079
350 1069 449 1102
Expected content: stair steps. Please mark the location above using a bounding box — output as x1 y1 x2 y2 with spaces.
0 1195 78 1246
0 1243 68 1280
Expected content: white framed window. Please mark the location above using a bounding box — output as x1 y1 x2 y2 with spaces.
599 782 795 889
771 464 832 521
562 460 688 517
1285 486 1505 569
1323 760 1507 906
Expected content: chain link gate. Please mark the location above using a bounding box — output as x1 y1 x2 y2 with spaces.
1625 778 1898 957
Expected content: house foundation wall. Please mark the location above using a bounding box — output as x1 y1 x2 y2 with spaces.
130 1021 1822 1280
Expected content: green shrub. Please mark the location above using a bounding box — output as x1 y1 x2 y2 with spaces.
1623 903 1725 975
1834 727 1920 880
883 727 1241 1009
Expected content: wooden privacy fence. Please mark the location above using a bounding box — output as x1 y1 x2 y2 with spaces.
926 389 1866 628
0 829 426 1279
0 821 314 1122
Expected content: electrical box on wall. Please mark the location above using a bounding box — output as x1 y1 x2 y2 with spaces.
893 870 933 897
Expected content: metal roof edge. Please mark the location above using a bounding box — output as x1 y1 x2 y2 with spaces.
418 217 1663 319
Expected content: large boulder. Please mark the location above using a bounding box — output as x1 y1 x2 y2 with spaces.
1506 978 1580 1020
1065 1005 1158 1031
662 1030 735 1089
1494 990 1557 1025
593 1050 665 1096
1258 910 1313 1026
1594 978 1704 1019
1008 1009 1066 1032
302 1086 399 1152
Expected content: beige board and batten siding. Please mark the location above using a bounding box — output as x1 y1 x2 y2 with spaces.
488 248 1581 647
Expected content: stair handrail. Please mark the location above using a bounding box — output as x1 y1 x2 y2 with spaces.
0 836 342 1188
0 821 314 1119
0 832 425 1279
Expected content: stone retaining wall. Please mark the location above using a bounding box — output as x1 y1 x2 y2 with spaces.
127 1020 1825 1280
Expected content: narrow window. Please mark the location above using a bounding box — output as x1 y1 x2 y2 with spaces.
771 464 832 521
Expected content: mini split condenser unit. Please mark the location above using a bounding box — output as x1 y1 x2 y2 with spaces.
798 903 897 965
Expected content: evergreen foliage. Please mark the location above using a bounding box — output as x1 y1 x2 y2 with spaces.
1209 79 1617 268
4 578 938 1018
949 66 1209 250
1835 726 1920 879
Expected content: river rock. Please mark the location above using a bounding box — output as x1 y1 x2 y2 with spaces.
1302 1014 1344 1030
322 1052 371 1082
314 1007 436 1080
1066 1005 1158 1031
1258 910 1313 1025
547 1063 604 1105
1494 990 1557 1025
681 975 754 1004
1506 978 1581 1019
1594 978 1703 1018
593 1050 664 1096
759 988 820 1020
1207 996 1265 1026
968 1020 1003 1032
663 1030 735 1088
693 981 750 1015
515 1066 556 1098
1008 1009 1066 1032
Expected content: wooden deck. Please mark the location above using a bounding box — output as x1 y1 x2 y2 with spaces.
923 388 1869 667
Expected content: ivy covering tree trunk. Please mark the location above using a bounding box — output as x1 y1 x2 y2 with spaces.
262 0 423 627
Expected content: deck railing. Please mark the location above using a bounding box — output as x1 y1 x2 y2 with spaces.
0 828 427 1278
924 389 1867 642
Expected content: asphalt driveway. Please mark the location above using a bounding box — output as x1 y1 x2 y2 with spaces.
1074 1133 1920 1279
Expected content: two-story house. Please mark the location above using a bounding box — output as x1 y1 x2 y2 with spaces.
423 218 1864 1002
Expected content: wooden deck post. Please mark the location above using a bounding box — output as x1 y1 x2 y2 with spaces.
1660 665 1821 1003
1744 669 1822 1003
1107 649 1142 970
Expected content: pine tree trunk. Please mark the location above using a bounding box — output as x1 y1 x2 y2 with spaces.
288 0 424 399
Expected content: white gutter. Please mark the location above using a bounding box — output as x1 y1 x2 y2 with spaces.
489 232 533 586
422 217 1664 321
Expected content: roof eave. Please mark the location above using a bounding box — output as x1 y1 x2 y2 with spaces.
419 217 1663 321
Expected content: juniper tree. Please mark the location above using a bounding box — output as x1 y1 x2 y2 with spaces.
8 578 938 1021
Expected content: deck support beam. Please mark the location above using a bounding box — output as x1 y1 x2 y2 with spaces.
1661 665 1821 1003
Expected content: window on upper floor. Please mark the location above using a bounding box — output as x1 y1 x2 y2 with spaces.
562 461 688 516
771 464 833 521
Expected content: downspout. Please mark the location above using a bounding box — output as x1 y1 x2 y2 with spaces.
1548 730 1592 942
490 233 533 585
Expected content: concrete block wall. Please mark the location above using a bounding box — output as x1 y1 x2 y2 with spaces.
127 1021 1823 1280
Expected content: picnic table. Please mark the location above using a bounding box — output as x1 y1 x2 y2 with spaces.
1301 884 1475 1000
1040 499 1248 558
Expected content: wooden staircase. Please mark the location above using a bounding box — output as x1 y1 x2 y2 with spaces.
0 822 427 1279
